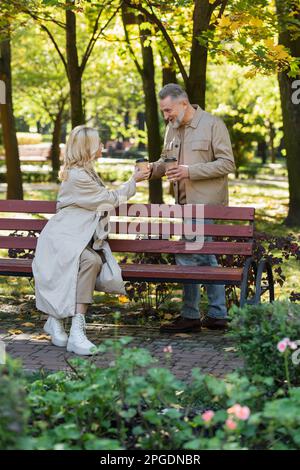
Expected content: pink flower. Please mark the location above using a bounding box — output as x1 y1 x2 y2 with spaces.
235 406 251 421
227 404 242 416
202 410 215 423
225 418 237 430
288 340 298 350
163 345 173 354
277 338 289 353
227 404 250 421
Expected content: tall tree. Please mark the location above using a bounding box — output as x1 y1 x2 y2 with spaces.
13 25 69 178
0 0 25 199
0 34 23 199
18 0 121 127
124 0 229 108
191 0 300 224
122 6 163 203
276 0 300 226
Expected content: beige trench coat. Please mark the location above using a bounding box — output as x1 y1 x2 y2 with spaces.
32 168 136 319
151 105 235 205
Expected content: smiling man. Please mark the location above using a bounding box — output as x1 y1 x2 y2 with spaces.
148 83 236 333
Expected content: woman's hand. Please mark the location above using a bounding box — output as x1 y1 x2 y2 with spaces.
134 165 151 182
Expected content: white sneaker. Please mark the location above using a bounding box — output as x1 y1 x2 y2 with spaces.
44 316 68 347
67 313 96 356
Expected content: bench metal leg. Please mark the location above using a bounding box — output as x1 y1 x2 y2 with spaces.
240 257 257 307
254 259 275 304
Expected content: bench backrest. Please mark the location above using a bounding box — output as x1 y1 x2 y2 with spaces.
0 200 255 257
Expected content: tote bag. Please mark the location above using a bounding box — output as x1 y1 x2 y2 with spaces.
95 241 126 295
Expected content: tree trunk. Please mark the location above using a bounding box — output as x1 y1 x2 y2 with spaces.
188 0 211 108
139 23 163 203
136 111 146 150
269 121 276 163
0 37 23 199
276 0 300 226
162 64 177 86
278 72 300 226
66 3 84 127
50 106 63 179
161 52 177 86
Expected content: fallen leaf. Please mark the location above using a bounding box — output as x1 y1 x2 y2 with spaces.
118 295 129 303
174 333 191 338
31 334 50 341
223 347 237 352
8 329 23 335
21 322 35 327
162 314 174 320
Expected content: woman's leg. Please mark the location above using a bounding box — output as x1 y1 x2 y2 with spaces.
76 247 103 313
67 247 103 355
76 303 89 315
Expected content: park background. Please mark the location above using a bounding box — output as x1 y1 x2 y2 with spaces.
0 0 300 451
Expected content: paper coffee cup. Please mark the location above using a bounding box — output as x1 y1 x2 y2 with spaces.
165 157 178 171
136 158 149 171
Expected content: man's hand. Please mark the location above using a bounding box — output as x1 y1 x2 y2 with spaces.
166 165 189 182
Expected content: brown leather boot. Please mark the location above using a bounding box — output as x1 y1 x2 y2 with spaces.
160 317 201 333
201 316 228 330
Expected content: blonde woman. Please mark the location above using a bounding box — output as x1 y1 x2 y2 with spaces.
32 125 150 355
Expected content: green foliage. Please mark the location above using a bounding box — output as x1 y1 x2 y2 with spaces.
204 0 300 77
258 388 300 449
207 64 283 172
25 338 187 450
0 357 29 449
228 301 300 387
2 332 300 450
0 312 300 450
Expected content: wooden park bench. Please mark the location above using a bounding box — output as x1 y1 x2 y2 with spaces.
0 200 274 307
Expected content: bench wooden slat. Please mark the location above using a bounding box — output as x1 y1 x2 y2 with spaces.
0 236 253 255
120 264 243 282
0 236 38 249
0 219 48 231
1 201 255 221
0 258 32 273
0 200 56 213
108 239 253 255
111 222 253 238
0 258 243 283
0 219 253 238
117 204 255 221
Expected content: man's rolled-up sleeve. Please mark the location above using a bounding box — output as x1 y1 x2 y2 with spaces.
150 158 166 180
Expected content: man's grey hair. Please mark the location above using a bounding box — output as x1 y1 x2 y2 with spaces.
158 83 189 102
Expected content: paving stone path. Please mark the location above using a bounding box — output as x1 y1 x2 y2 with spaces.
1 320 243 382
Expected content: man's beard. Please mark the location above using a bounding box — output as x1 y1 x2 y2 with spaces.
170 109 185 129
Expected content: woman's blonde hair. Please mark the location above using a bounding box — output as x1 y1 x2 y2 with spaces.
59 125 100 181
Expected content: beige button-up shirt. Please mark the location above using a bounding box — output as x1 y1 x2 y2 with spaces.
151 105 235 205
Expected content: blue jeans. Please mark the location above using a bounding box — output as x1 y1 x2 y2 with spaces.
175 219 227 320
